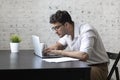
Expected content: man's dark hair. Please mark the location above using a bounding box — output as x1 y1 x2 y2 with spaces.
50 10 74 24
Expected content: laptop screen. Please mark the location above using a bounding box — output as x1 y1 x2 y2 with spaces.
32 35 43 57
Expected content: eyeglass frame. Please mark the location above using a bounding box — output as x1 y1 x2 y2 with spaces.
51 24 63 31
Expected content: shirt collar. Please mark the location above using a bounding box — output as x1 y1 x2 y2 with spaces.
74 23 81 38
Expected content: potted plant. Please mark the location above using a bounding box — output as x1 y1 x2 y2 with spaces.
10 34 22 53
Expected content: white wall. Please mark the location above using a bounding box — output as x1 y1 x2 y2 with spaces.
0 0 120 52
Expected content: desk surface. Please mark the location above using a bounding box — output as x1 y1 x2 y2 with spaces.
0 50 91 80
0 50 90 69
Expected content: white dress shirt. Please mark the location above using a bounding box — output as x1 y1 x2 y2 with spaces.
58 23 109 64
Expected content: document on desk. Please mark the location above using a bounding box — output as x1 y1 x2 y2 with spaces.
42 57 79 63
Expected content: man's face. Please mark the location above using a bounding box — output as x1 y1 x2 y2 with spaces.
51 22 67 38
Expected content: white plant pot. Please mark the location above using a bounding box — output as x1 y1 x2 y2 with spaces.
10 43 19 53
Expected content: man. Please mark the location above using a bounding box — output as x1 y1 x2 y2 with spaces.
44 10 109 80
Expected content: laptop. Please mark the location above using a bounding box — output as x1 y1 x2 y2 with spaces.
32 35 62 58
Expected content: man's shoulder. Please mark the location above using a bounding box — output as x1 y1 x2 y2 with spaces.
78 23 98 37
80 23 95 31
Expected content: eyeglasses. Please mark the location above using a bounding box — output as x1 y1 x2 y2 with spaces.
51 25 63 31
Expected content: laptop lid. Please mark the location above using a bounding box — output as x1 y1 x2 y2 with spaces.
32 35 44 57
32 35 62 58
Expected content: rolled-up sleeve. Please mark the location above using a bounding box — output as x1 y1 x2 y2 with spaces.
80 30 96 54
80 37 95 54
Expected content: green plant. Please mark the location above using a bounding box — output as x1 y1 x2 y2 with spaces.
10 34 22 43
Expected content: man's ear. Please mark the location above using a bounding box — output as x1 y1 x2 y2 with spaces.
64 22 69 28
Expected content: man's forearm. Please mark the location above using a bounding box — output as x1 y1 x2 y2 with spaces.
50 50 89 61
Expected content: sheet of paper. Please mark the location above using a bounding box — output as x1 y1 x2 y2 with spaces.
42 57 79 63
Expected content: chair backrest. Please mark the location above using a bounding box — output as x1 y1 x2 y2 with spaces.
107 51 120 80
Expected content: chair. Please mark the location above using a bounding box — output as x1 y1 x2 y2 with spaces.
107 51 120 80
